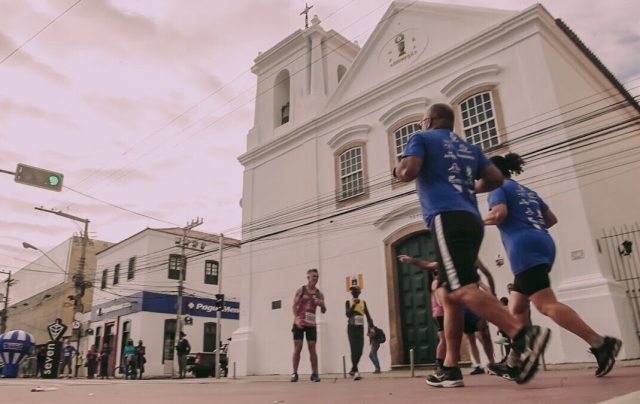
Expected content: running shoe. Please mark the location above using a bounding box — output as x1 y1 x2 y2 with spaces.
354 372 362 381
590 336 622 377
290 373 299 382
511 325 551 385
310 373 321 382
487 362 516 381
425 366 464 388
348 370 355 377
373 368 381 374
469 366 485 375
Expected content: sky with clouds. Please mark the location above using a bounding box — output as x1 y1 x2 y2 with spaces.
1 0 639 274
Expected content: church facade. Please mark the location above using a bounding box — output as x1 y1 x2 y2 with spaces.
229 1 640 375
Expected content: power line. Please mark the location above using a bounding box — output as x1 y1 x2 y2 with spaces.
65 0 389 193
0 0 83 65
64 185 181 227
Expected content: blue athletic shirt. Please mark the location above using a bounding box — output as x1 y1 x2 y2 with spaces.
487 179 556 275
402 129 491 228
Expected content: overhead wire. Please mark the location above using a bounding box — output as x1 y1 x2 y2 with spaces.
0 0 84 65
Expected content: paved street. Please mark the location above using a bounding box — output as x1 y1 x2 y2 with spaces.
1 366 639 404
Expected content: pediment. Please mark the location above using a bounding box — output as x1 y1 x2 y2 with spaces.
327 1 517 108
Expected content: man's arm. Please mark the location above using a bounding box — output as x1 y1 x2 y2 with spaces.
398 255 439 271
542 208 558 228
475 164 504 194
484 203 508 226
292 287 302 316
475 259 496 296
393 156 423 182
317 291 327 314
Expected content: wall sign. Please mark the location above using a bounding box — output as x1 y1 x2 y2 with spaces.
42 318 67 379
379 28 427 69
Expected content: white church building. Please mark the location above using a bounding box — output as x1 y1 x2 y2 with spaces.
229 1 640 376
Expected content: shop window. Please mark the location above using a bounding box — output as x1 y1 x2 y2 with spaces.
120 321 131 367
94 326 102 350
163 319 176 363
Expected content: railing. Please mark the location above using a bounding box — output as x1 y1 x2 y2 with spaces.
601 222 640 338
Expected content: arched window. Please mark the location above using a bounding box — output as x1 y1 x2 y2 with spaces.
459 91 499 150
337 65 347 83
274 70 290 127
338 145 365 201
392 121 422 162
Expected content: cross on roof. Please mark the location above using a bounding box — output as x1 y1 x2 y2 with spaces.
300 3 314 29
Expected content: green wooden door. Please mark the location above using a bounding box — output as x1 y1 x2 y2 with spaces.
396 232 438 364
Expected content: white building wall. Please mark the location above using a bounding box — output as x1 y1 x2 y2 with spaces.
233 2 640 375
9 239 70 305
90 228 242 376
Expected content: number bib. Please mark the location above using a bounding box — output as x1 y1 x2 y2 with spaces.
304 312 316 324
353 315 364 326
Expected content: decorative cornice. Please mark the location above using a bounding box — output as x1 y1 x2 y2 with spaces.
378 97 430 127
327 124 371 150
440 65 501 99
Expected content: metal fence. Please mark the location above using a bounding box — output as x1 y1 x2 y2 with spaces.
601 222 640 339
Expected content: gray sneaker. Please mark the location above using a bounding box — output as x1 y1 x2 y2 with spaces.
511 325 551 385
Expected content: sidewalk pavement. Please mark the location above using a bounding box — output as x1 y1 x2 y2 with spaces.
1 361 638 404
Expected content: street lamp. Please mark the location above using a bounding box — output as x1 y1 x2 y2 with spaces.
22 242 68 278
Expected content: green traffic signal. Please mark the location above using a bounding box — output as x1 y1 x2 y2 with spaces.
48 175 60 186
14 163 64 192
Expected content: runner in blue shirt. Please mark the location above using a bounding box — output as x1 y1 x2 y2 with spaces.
394 103 550 387
485 153 621 379
60 341 77 377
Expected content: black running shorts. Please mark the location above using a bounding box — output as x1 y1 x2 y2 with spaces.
512 264 551 297
433 211 483 291
292 325 317 341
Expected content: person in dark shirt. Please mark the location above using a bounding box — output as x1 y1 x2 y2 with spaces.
176 332 191 378
99 342 111 379
86 345 98 379
135 340 146 380
60 341 76 377
345 286 373 380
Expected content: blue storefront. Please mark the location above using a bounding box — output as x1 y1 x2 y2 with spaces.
89 292 240 376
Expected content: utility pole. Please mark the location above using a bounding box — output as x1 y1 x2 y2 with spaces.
215 233 224 379
175 217 203 377
0 270 14 334
34 207 90 343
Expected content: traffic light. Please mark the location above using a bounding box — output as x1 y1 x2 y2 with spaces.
215 294 225 311
14 163 64 192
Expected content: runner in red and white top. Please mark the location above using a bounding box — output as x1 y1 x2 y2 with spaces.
291 268 326 382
